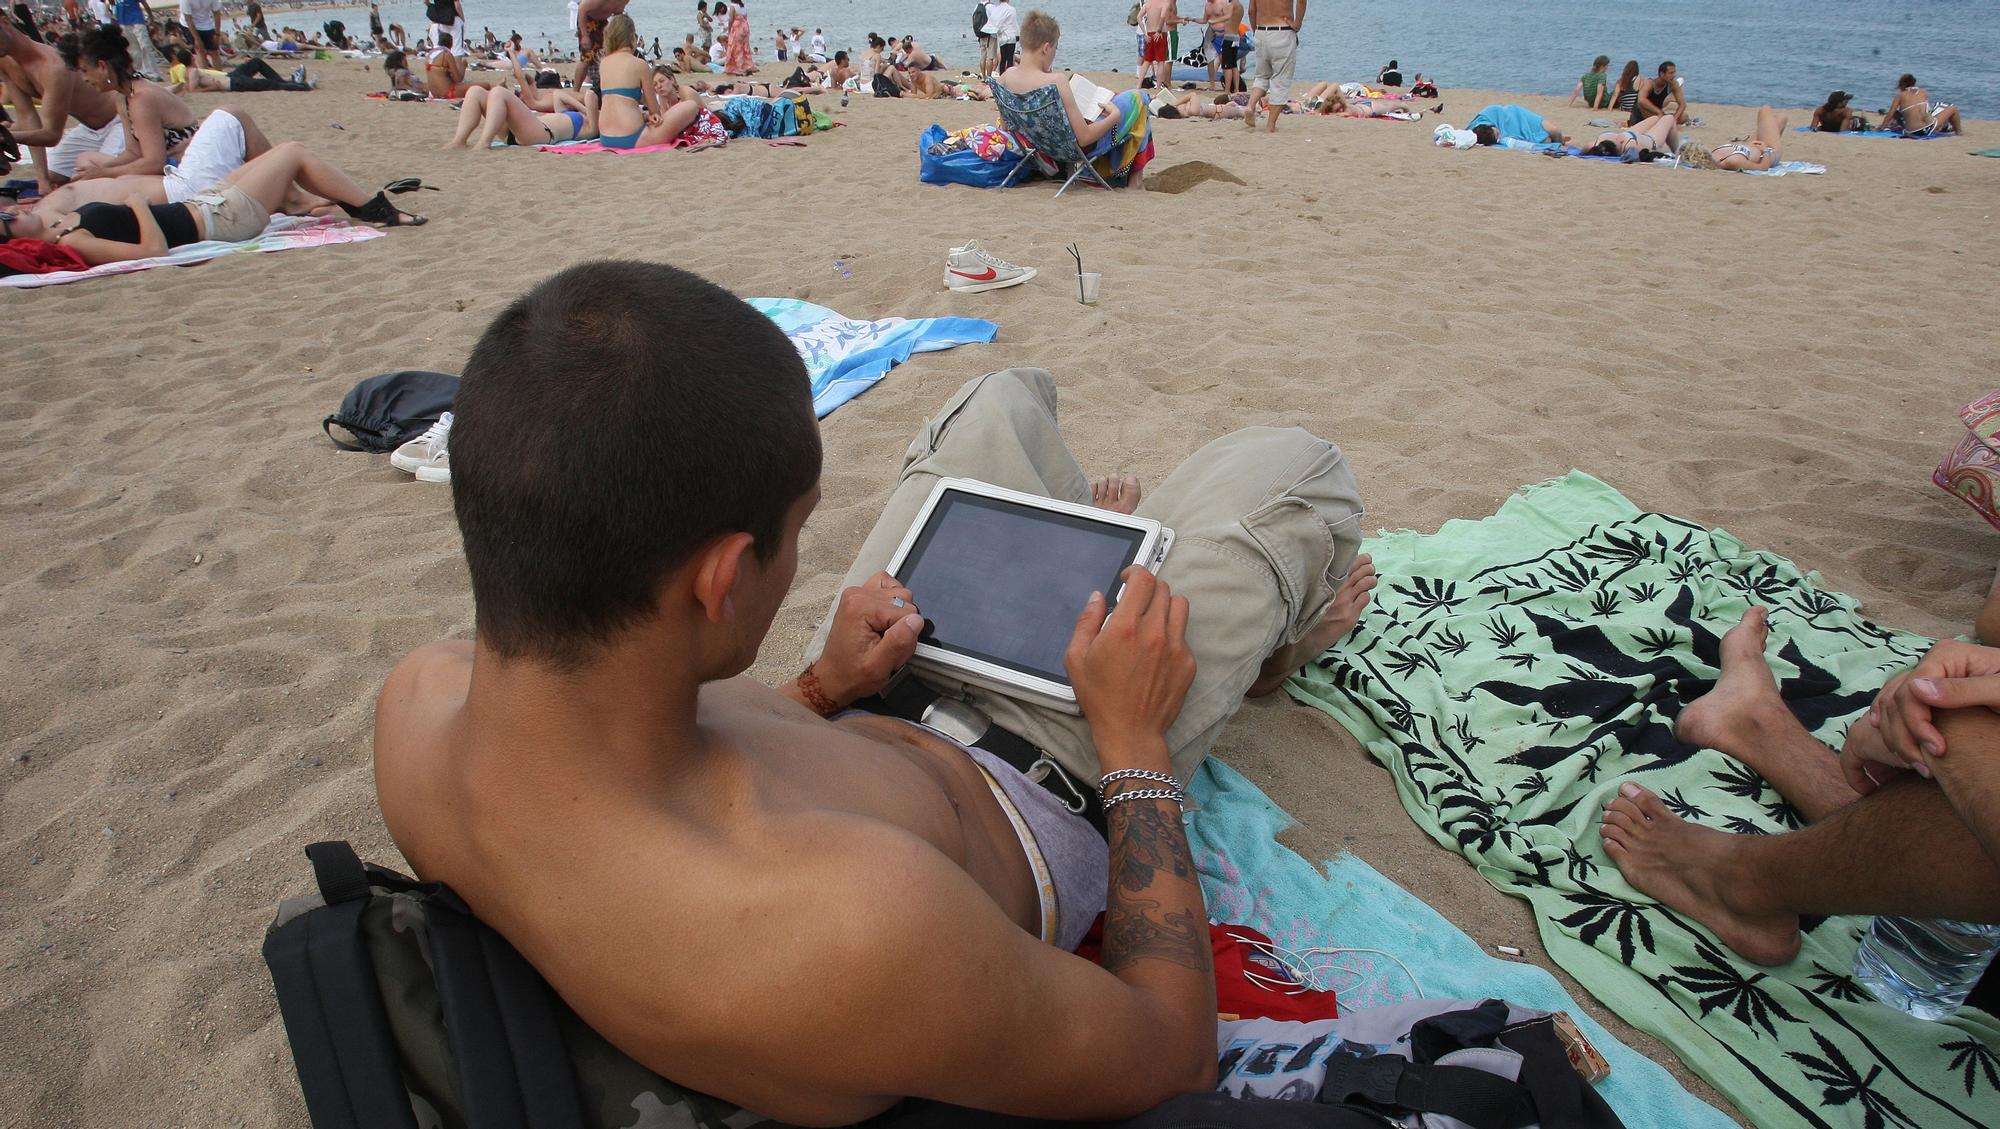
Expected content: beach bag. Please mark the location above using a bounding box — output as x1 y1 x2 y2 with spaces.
1934 390 2000 530
261 842 1407 1129
872 72 902 98
918 123 1022 188
974 2 989 34
323 370 458 453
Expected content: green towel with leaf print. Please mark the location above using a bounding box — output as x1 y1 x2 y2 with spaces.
1288 470 2000 1129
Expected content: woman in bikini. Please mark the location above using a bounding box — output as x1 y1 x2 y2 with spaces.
1291 81 1422 120
1702 105 1786 171
1886 74 1965 137
445 82 595 148
505 55 586 114
595 16 703 149
0 140 424 266
1582 112 1679 162
67 25 201 180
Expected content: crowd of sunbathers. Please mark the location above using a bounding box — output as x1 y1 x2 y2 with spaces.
0 10 426 269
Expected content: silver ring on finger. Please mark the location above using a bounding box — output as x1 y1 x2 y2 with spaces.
891 596 907 609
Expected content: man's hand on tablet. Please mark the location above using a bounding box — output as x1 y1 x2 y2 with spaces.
812 572 928 708
1065 568 1195 772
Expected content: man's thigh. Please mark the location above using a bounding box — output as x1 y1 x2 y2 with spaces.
806 367 1090 663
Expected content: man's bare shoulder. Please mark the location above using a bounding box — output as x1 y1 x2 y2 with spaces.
378 640 473 714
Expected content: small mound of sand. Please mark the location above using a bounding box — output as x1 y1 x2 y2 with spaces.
1146 160 1247 194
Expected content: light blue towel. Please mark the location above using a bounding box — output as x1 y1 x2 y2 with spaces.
1186 759 1735 1129
1743 160 1826 176
1790 126 1947 139
748 298 998 418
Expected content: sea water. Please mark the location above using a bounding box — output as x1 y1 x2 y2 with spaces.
1853 915 2000 1021
285 0 1998 118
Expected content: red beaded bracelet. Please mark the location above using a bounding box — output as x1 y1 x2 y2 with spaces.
796 663 841 717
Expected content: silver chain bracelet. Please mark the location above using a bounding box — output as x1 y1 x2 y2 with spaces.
1102 787 1186 812
1099 768 1180 796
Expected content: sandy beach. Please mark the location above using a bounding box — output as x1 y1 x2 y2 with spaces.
4 53 1998 1127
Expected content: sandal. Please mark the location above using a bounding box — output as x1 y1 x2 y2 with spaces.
339 191 429 227
381 177 440 194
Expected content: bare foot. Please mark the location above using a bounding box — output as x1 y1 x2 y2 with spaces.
1602 783 1801 965
444 141 470 150
1248 554 1378 697
1091 474 1142 515
1675 606 1791 755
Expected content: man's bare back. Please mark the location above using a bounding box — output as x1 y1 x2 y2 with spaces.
376 643 1044 1123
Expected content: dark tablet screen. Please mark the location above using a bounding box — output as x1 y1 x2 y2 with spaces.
895 490 1148 683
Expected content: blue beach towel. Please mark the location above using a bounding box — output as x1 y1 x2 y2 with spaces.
1186 760 1735 1129
748 298 998 418
1790 126 1948 140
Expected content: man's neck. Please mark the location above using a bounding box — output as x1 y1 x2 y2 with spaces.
458 637 710 788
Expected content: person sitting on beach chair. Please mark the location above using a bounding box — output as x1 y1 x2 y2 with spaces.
0 139 425 265
1467 103 1569 147
1603 609 2000 967
1885 74 1965 137
371 260 1375 1123
995 11 1119 151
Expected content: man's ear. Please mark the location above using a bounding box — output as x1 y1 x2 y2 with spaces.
688 532 757 624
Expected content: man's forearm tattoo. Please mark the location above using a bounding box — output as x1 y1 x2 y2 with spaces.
1103 800 1209 975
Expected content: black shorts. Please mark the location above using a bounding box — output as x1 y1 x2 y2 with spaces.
1219 38 1238 69
196 27 218 49
999 41 1016 70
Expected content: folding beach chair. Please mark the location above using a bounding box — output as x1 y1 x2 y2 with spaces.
987 78 1116 196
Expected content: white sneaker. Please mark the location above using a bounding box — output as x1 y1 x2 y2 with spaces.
944 241 1036 293
390 411 452 477
415 454 450 484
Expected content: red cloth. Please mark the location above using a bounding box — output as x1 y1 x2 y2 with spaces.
0 238 88 276
1073 916 1339 1022
1141 32 1168 63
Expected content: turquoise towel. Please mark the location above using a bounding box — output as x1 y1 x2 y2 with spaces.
748 298 998 418
1186 759 1736 1128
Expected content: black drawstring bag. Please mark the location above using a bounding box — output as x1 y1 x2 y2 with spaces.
324 370 459 453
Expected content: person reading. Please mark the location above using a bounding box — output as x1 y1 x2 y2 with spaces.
372 260 1374 1123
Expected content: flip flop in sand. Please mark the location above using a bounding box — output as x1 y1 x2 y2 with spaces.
767 139 806 147
382 177 441 194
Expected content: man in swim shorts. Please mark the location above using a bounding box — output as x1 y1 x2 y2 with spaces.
373 261 1374 1123
1243 0 1301 132
572 0 630 89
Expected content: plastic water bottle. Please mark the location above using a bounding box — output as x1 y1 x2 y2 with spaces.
1852 915 2000 1020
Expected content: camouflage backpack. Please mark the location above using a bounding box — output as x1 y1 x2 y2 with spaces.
261 843 1395 1129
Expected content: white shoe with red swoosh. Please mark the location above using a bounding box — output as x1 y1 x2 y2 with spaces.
944 241 1036 293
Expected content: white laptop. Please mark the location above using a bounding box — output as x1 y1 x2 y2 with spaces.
884 478 1175 714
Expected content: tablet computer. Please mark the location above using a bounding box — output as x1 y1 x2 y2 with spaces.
885 478 1175 714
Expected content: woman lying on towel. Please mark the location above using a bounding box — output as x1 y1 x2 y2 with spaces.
1581 112 1679 162
168 47 314 93
0 141 425 265
1293 82 1424 120
1697 105 1786 171
505 55 586 115
1150 89 1249 120
594 15 710 149
446 83 595 148
27 105 270 216
66 24 202 180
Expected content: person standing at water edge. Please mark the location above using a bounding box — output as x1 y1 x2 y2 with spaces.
1243 0 1301 133
1139 0 1172 89
973 2 994 76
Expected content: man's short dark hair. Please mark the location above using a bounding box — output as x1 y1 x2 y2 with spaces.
451 260 821 669
1657 60 1673 74
1472 124 1498 146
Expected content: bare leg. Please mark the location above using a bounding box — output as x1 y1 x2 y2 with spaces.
1938 105 1964 135
479 87 538 147
222 141 369 212
1605 771 2000 965
1248 555 1378 697
638 99 698 146
447 85 492 148
1754 105 1787 149
1670 606 1861 822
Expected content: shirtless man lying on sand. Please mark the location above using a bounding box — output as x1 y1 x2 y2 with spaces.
373 260 1374 1124
1604 607 2000 967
